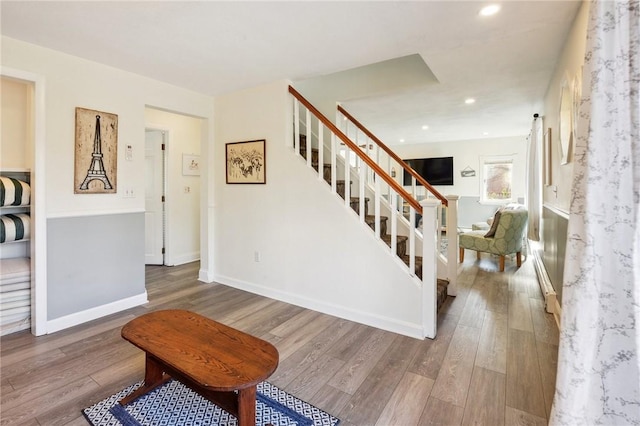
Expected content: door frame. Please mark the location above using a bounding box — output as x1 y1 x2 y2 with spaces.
1 66 47 336
145 125 170 265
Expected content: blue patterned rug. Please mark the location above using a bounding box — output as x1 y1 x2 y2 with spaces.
83 379 340 426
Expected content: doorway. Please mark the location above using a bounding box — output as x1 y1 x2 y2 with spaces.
145 128 166 265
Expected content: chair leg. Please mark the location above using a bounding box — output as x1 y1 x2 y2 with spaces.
516 252 522 267
476 251 481 260
459 247 464 263
499 256 505 272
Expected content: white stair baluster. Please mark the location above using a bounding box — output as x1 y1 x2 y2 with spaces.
409 207 416 276
359 160 366 222
305 109 312 168
344 145 350 210
375 176 381 237
293 99 300 153
390 189 397 257
331 133 337 195
318 122 324 181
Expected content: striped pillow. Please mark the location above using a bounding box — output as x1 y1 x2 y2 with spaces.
0 177 31 206
0 214 31 243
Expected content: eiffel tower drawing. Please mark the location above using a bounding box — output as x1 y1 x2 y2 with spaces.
79 114 113 190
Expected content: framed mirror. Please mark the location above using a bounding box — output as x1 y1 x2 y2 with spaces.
558 74 573 165
572 68 582 146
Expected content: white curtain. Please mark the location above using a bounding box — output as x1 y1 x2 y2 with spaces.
550 1 640 425
526 115 543 241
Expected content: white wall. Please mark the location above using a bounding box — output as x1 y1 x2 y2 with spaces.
212 80 427 338
0 77 31 168
1 36 214 332
145 108 202 265
2 37 214 218
542 1 588 212
392 136 528 199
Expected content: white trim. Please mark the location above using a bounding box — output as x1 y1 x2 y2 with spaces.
213 274 424 339
168 252 200 266
198 268 215 283
543 203 570 219
1 66 48 336
46 292 148 334
47 208 145 219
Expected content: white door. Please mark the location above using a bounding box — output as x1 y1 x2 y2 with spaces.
145 129 165 265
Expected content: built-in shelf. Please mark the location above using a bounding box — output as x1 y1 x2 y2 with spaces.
0 205 31 212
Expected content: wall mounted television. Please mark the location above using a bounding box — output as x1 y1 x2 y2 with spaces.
403 156 454 186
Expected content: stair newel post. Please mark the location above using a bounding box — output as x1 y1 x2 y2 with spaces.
293 98 300 153
445 194 459 296
421 198 441 339
305 109 312 168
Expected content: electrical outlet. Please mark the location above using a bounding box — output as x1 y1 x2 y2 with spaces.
254 251 261 262
184 186 191 193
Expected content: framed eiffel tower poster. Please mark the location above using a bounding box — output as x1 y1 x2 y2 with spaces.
74 107 118 194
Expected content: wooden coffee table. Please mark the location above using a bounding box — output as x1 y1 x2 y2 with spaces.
119 309 279 426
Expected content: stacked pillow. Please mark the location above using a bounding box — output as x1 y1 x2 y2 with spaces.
0 177 30 206
0 177 31 243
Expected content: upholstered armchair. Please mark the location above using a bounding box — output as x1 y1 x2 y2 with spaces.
459 206 528 272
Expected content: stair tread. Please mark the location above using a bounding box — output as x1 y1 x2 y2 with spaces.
381 234 408 242
364 215 388 223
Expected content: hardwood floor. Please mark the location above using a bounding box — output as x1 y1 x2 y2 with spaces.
0 253 558 425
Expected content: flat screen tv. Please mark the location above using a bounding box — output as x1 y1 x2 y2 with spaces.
403 156 454 186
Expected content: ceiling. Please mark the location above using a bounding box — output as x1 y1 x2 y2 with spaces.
0 1 582 145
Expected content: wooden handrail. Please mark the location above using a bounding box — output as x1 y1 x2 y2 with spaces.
289 86 422 214
337 105 448 207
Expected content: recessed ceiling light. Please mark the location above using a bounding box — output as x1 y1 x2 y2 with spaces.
422 125 429 130
465 98 476 104
400 139 405 143
483 132 489 135
480 4 501 16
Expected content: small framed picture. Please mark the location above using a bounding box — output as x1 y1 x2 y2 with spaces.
182 154 200 176
225 139 266 184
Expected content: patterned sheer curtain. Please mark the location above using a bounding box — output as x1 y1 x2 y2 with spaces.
526 115 542 241
550 1 640 425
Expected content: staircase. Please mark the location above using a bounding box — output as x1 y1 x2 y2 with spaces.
299 140 450 313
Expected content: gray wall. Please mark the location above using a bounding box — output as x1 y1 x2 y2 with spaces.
47 212 145 319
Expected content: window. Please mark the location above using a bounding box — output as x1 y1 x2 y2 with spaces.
480 155 514 204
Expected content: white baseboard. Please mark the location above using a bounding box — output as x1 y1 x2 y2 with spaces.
213 274 424 339
198 268 214 283
167 252 200 266
46 292 148 334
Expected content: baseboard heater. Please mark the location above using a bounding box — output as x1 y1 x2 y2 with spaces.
532 248 561 326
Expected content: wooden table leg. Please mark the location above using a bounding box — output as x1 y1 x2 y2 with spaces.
236 386 257 426
119 354 169 405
